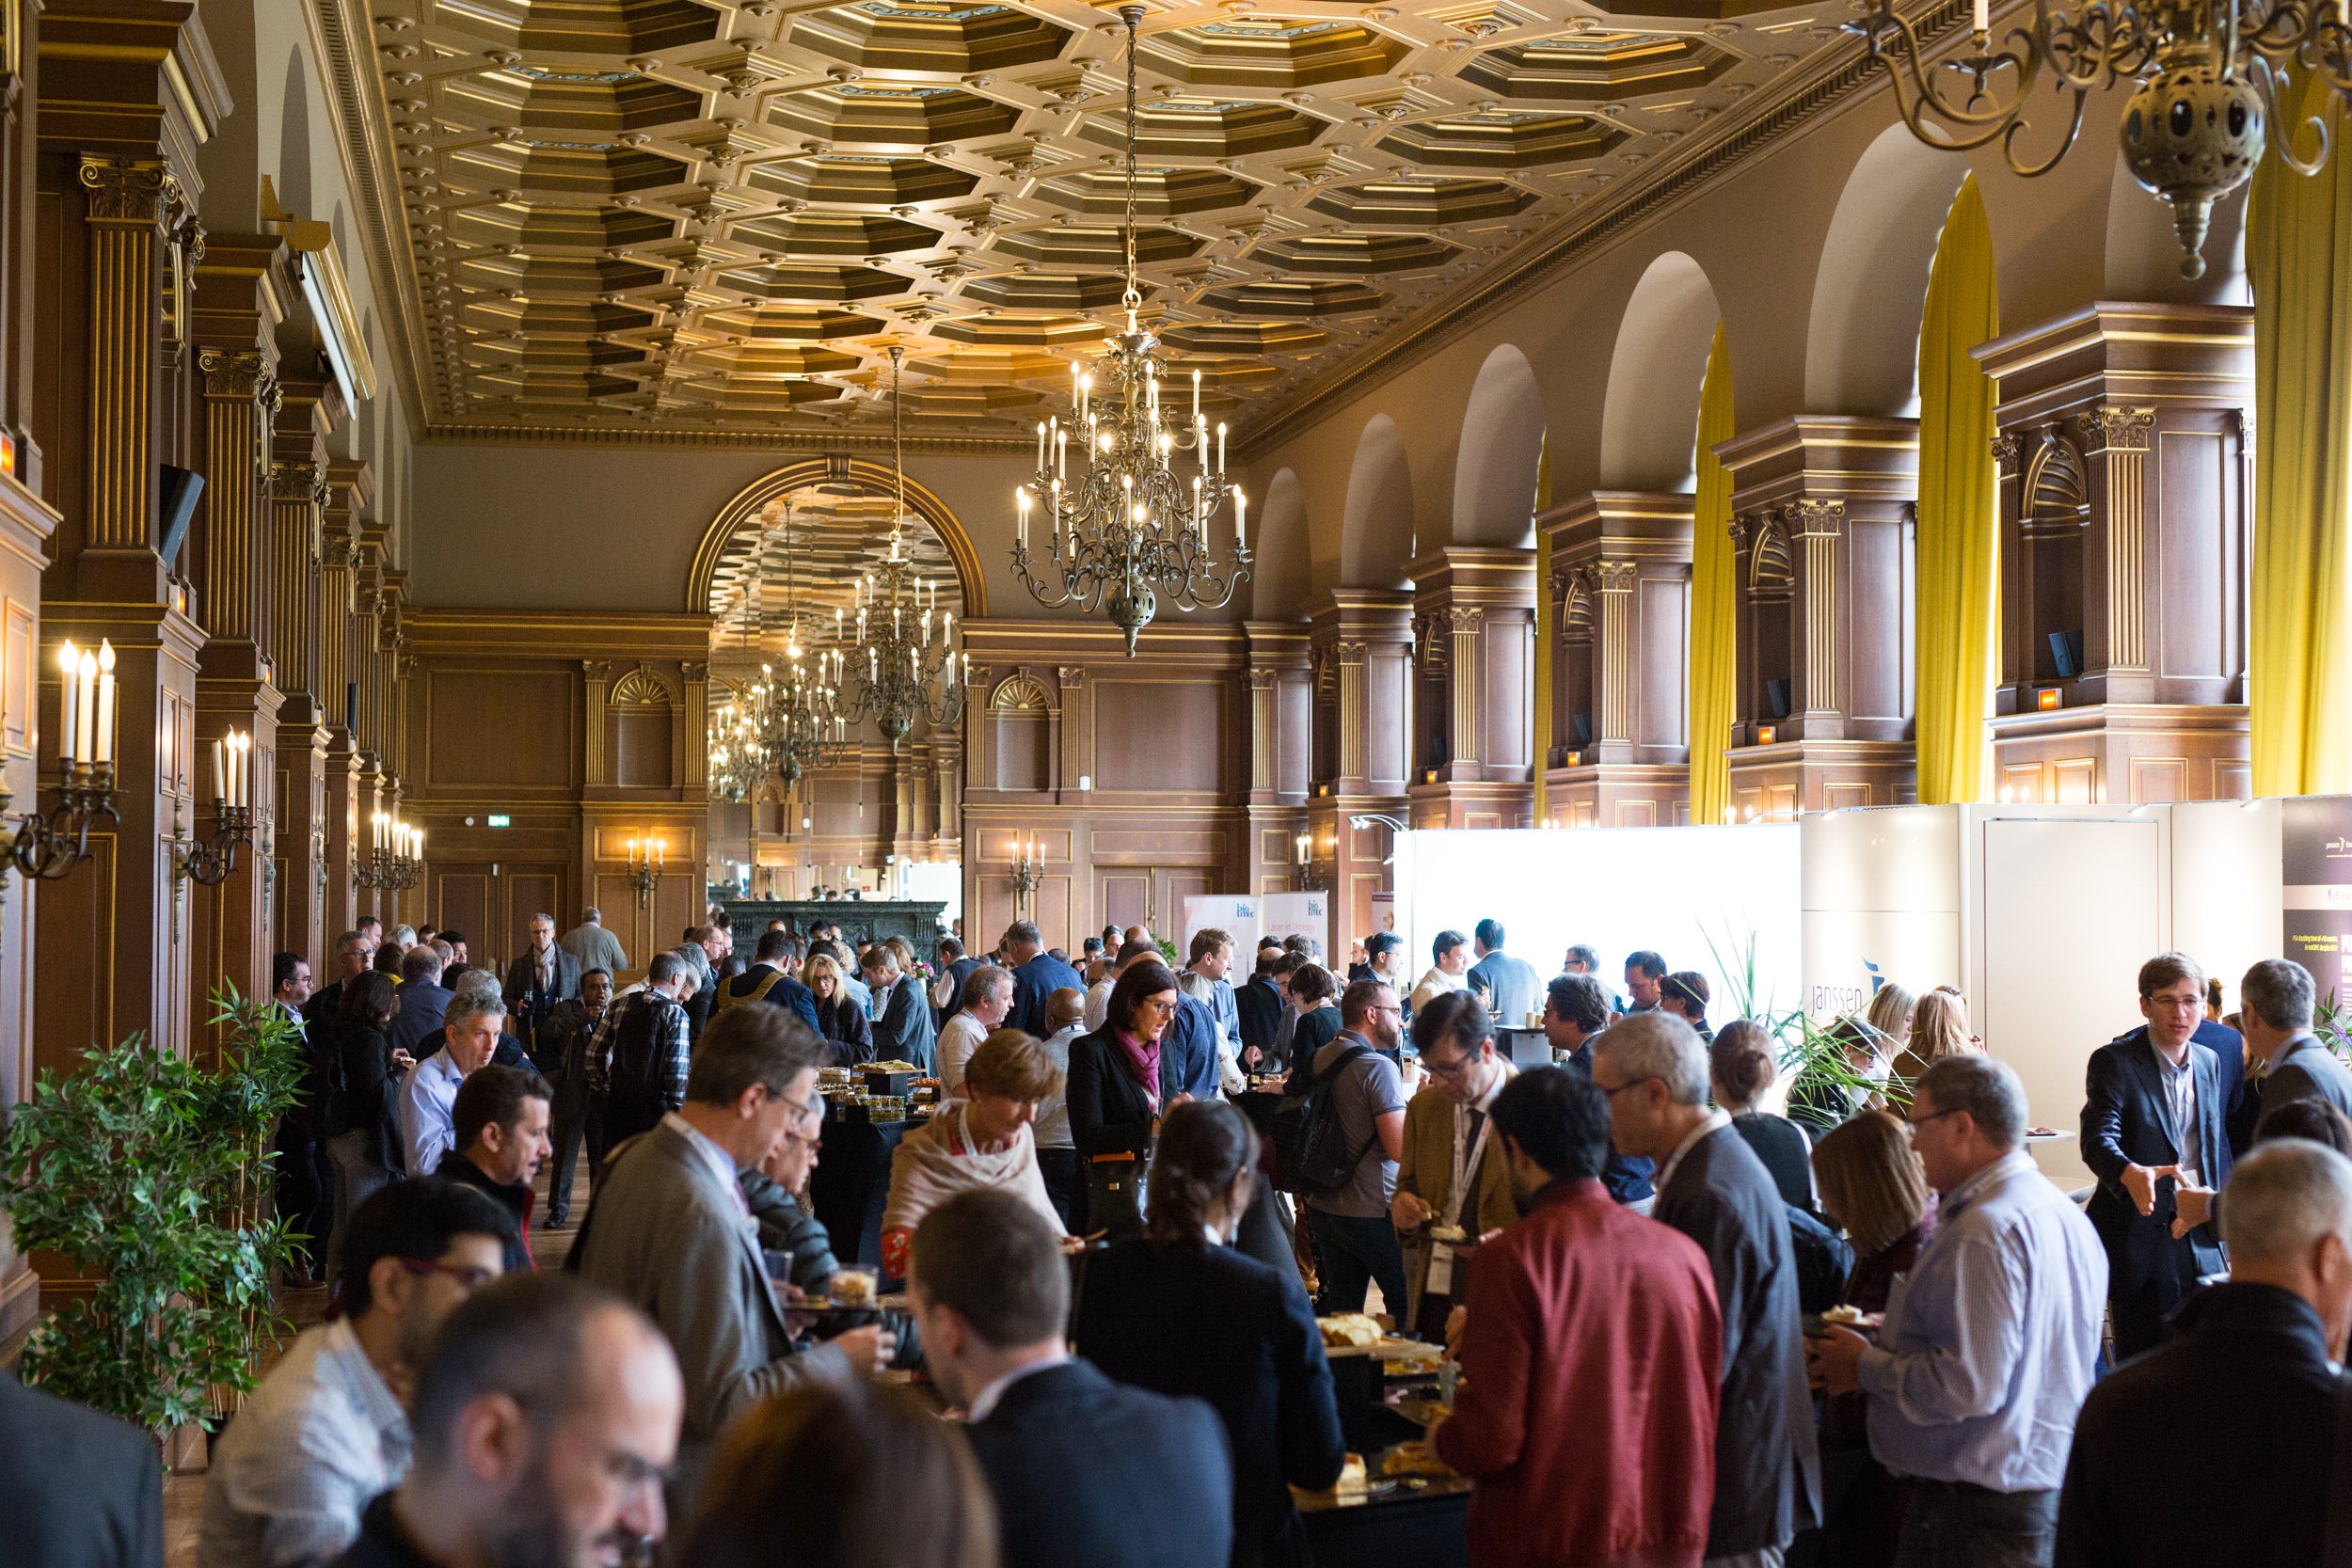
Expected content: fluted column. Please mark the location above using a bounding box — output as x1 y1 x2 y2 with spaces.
76 154 177 555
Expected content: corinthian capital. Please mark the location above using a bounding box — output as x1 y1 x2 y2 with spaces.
199 348 272 401
77 154 180 224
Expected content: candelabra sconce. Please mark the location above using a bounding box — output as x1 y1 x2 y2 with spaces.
175 800 260 887
1295 832 1327 894
627 834 664 909
1009 836 1041 917
0 759 120 888
357 810 424 892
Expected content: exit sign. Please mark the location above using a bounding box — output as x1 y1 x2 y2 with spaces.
485 814 511 828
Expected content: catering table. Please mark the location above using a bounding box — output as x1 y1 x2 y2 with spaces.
1296 1480 1470 1568
807 1109 913 1268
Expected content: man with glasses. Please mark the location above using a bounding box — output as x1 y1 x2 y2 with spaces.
1809 1054 2106 1568
569 1004 896 1518
201 1181 513 1568
1392 991 1518 1341
1543 972 1657 1208
2081 952 2230 1360
501 912 580 1053
1300 979 1411 1317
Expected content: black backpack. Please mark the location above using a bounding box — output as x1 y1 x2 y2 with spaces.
1268 1043 1374 1197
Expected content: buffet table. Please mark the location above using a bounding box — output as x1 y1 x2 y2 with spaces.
806 1108 913 1268
716 897 946 952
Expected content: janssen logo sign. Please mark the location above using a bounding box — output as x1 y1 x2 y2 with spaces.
1811 958 1886 1020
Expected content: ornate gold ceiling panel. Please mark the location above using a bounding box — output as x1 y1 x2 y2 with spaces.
350 0 1857 443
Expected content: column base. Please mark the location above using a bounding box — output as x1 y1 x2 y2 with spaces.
1726 738 1916 821
1989 703 2249 804
1541 762 1691 829
1405 777 1534 831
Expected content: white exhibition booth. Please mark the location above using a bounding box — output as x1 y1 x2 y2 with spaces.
1382 800 2327 1184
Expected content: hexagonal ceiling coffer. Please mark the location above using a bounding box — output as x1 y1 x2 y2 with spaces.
681 341 864 376
1198 278 1385 318
987 223 1202 266
456 253 668 293
958 272 1135 310
442 65 701 135
745 154 979 206
464 338 651 370
903 383 1044 418
1076 99 1325 159
905 345 1067 381
713 262 914 302
1375 110 1627 169
731 211 941 258
697 305 884 341
1159 319 1330 355
667 378 852 409
469 367 644 400
931 312 1109 347
450 200 678 250
461 298 660 336
1142 17 1410 89
767 83 1019 148
1307 174 1540 223
452 140 691 197
1037 166 1259 217
1458 32 1739 102
789 1 1073 73
433 0 721 54
1250 231 1457 276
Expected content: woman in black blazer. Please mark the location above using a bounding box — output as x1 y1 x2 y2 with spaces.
1064 958 1183 1160
803 951 874 1067
1074 1101 1346 1568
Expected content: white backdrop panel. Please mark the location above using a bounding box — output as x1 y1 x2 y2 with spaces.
1391 826 1803 1023
2170 799 2283 1014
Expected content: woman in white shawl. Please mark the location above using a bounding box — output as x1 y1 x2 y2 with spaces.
881 1027 1067 1278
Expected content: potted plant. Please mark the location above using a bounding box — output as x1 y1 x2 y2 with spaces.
0 986 305 1446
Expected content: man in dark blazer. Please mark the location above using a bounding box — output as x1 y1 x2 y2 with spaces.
933 936 981 1026
2083 953 2230 1359
863 944 937 1070
2057 1138 2352 1567
2241 957 2352 1123
0 1368 163 1568
1004 919 1084 1039
910 1190 1233 1568
1594 1011 1821 1563
709 927 821 1033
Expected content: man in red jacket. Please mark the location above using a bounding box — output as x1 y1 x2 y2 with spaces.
1433 1065 1722 1568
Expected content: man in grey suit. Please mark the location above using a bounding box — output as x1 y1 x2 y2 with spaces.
865 943 937 1070
568 1003 894 1515
2242 957 2352 1118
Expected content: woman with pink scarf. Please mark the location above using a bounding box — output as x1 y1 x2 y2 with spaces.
1064 958 1188 1239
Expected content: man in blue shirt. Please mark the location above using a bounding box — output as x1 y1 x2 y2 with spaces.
1185 927 1242 1050
1005 920 1083 1038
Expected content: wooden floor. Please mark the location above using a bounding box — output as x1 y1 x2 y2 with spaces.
160 1156 590 1568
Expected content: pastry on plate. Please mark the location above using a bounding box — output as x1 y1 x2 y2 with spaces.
1317 1312 1383 1348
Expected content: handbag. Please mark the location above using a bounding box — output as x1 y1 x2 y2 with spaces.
1085 1149 1144 1241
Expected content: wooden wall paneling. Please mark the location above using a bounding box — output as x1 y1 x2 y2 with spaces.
425 667 579 792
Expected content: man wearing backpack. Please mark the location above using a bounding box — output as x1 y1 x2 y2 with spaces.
587 951 694 1174
1296 979 1410 1317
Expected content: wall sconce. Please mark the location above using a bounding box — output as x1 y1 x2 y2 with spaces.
1295 831 1327 893
2036 688 2062 712
4 641 122 910
1009 836 1041 916
175 728 260 887
358 810 422 891
627 834 663 908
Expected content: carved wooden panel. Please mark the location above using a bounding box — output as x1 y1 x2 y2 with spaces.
434 871 493 958
612 708 675 788
426 670 577 789
1638 576 1689 751
1101 872 1152 933
2155 429 2232 684
993 709 1050 793
1095 679 1222 793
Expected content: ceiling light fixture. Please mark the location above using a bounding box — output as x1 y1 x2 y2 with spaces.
1849 0 2325 277
1012 4 1251 657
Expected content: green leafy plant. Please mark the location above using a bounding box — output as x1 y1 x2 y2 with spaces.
1699 921 1908 1112
2315 990 2352 1064
0 986 305 1436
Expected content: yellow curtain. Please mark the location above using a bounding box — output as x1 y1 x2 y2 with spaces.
1533 438 1552 824
1688 324 1736 824
2249 75 2352 797
1914 175 2000 805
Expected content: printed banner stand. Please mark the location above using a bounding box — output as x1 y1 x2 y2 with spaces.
1182 895 1260 957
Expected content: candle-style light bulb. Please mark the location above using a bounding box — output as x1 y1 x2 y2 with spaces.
57 641 78 764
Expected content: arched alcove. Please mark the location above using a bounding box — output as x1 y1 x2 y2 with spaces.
1598 253 1723 492
689 457 985 621
2105 149 2251 304
277 46 313 219
1252 467 1311 619
1339 413 1416 588
1804 123 1969 417
1452 344 1546 546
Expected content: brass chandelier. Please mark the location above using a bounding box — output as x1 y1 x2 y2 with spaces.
844 345 972 748
1012 3 1250 657
1850 0 2339 277
709 500 850 800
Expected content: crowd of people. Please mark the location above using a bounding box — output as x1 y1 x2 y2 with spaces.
10 902 2352 1568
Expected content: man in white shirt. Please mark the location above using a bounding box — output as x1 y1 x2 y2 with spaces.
940 964 1014 1097
398 991 508 1177
199 1181 511 1568
1410 928 1471 1017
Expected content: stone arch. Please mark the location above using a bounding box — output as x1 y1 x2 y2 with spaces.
687 456 986 617
1339 413 1415 589
2105 146 2251 304
1452 344 1546 547
1251 467 1311 618
1598 252 1724 492
1804 123 1969 417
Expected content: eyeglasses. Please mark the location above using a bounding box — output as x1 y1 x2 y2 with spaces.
1903 1106 1964 1138
1424 1052 1476 1079
398 1258 500 1291
775 1090 824 1127
1594 1075 1657 1101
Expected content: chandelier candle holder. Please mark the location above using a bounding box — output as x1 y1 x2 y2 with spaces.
176 728 261 887
358 811 423 892
847 346 974 747
627 834 663 908
0 640 122 904
1294 831 1327 894
1848 0 2345 277
1012 5 1249 655
1009 835 1041 916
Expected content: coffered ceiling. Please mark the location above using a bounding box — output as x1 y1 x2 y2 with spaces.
347 0 1857 447
706 480 964 657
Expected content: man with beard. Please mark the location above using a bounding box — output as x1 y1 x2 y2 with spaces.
200 1182 514 1568
1430 1067 1721 1568
334 1275 681 1568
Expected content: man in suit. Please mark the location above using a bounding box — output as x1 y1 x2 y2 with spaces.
0 1368 162 1568
2242 957 2352 1121
389 945 454 1060
863 942 937 1070
2058 1138 2352 1568
1392 990 1519 1341
1543 972 1657 1206
911 1188 1233 1568
500 912 580 1051
270 951 333 1285
1235 948 1288 1068
307 930 370 1034
710 927 821 1033
2082 952 2231 1359
558 906 629 977
1186 927 1243 1053
1596 1009 1822 1565
568 1004 892 1516
933 935 982 1026
534 966 612 1228
1005 919 1084 1038
1465 918 1544 1027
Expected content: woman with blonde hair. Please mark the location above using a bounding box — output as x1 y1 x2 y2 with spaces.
1890 987 1973 1099
803 949 873 1067
1788 982 1915 1135
882 1028 1067 1277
